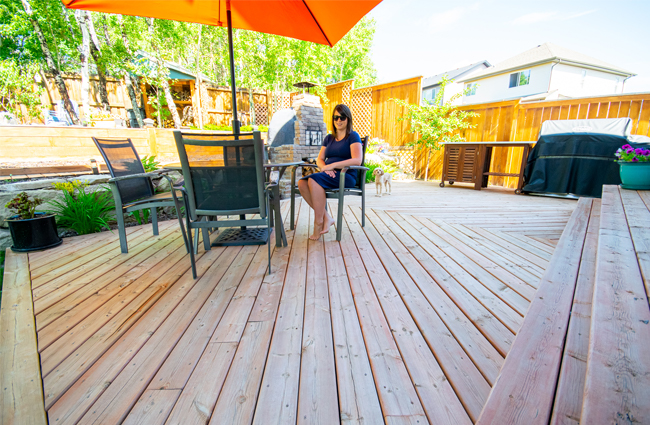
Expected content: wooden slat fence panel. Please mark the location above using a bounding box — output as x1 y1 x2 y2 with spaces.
442 93 650 188
323 80 353 134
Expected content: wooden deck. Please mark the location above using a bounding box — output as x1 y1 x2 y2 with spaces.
2 182 584 424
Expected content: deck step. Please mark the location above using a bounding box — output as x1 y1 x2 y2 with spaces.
478 185 650 425
476 198 595 425
581 186 650 424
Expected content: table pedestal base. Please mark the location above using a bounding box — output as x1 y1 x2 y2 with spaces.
211 228 270 246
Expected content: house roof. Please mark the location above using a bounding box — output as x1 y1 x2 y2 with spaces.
458 43 636 83
422 60 491 88
134 50 215 83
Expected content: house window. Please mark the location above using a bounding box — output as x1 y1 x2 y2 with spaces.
422 87 441 105
466 83 477 96
509 70 531 88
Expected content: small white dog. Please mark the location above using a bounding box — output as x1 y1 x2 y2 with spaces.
372 168 392 196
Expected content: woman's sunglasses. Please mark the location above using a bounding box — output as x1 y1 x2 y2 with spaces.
333 115 348 121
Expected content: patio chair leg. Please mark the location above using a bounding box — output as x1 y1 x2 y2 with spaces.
188 228 197 279
361 192 366 228
193 227 200 254
336 195 345 242
267 194 272 275
116 211 129 253
289 184 296 230
202 227 211 252
290 168 297 231
151 207 159 235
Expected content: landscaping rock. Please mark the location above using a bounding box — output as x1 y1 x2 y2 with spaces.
0 178 68 191
73 175 111 185
0 228 12 250
155 171 183 192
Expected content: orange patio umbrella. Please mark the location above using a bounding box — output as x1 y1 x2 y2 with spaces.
62 0 382 133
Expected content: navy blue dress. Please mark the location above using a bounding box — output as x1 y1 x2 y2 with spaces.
301 131 362 190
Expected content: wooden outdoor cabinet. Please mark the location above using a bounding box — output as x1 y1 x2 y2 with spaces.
440 142 533 194
440 144 482 187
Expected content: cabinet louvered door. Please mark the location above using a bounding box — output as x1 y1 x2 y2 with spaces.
446 146 461 182
460 147 477 183
444 146 476 184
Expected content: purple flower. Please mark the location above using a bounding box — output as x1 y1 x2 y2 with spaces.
635 148 644 155
627 148 635 154
632 157 639 162
622 144 632 150
643 150 650 156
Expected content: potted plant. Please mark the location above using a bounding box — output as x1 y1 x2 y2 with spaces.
4 192 62 252
615 144 650 190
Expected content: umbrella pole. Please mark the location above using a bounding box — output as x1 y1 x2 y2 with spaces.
226 0 240 135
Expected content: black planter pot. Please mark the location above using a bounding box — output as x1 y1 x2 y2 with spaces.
6 213 62 252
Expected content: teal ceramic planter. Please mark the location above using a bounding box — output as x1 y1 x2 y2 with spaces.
619 161 650 190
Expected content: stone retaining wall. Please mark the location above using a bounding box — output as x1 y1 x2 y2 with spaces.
0 172 182 250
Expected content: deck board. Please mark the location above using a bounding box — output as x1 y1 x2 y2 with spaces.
1 181 587 424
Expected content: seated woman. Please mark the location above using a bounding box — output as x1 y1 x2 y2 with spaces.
298 104 362 240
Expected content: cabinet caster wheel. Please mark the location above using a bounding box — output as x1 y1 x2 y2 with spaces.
449 181 454 185
515 189 522 195
439 182 445 187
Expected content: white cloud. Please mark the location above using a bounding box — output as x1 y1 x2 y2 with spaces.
427 3 481 34
512 9 597 26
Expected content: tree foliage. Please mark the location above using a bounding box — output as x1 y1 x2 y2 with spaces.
0 2 377 123
392 76 479 180
0 58 42 122
394 76 478 151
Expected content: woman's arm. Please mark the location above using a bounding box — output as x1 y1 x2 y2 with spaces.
321 142 363 171
316 146 327 169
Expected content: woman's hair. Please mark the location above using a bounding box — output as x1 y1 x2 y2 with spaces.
331 104 353 138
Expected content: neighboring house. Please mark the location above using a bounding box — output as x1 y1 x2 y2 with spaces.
421 61 491 106
457 43 636 105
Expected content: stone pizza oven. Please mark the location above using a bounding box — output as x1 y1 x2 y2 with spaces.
268 93 328 198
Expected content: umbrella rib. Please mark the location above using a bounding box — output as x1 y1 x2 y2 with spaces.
301 0 332 47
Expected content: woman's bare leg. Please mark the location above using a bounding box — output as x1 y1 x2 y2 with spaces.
308 178 328 240
298 179 315 209
320 207 335 235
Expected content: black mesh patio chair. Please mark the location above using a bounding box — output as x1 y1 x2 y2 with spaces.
173 130 275 279
92 137 188 254
289 136 369 241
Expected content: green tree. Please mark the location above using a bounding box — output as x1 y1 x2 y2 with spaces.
0 59 42 123
393 76 478 181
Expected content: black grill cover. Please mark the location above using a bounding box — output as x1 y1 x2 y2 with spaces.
522 133 650 198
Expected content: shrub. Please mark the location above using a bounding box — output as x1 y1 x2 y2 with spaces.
141 155 160 172
49 181 115 235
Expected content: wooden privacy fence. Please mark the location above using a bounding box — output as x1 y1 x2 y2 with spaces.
416 93 650 187
323 76 423 147
37 74 286 128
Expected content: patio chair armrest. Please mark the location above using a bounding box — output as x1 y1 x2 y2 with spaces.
108 172 161 183
265 181 279 192
339 166 369 192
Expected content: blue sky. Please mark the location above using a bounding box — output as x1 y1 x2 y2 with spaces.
366 0 650 93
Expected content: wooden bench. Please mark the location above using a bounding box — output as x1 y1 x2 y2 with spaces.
477 186 650 424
